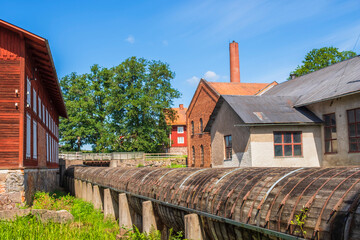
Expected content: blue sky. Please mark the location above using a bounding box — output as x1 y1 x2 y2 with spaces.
2 0 360 108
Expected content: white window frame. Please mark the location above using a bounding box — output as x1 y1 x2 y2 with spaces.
177 137 184 144
33 89 37 114
26 77 31 107
26 113 31 158
177 126 184 133
38 97 42 120
33 120 37 159
46 109 49 128
42 103 45 123
46 133 49 162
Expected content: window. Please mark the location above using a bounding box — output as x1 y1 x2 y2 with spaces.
55 141 59 163
200 118 203 134
324 113 337 153
200 145 204 165
46 133 49 162
224 135 232 160
348 108 360 152
26 77 31 107
274 132 302 157
177 126 184 133
192 146 195 163
42 103 45 123
33 120 37 159
46 109 49 128
177 137 184 144
38 97 42 120
33 89 37 114
26 114 31 158
191 121 194 135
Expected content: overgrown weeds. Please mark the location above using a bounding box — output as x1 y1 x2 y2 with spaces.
0 192 119 239
0 191 184 240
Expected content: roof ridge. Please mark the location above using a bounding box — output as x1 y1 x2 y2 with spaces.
289 55 360 81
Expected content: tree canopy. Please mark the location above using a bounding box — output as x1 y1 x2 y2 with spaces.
59 57 180 153
289 47 357 79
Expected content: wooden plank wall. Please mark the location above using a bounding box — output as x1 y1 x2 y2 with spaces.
0 27 22 167
0 26 60 168
24 42 59 168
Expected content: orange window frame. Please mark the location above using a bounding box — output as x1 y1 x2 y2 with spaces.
273 131 302 157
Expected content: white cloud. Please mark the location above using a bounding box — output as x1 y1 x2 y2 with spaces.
204 71 220 81
186 76 200 85
186 71 227 85
125 35 135 44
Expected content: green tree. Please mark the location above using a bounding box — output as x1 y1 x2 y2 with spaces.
108 57 180 152
59 73 95 151
59 57 180 153
290 47 357 78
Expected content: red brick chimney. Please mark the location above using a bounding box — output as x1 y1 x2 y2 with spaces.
229 41 240 83
179 104 184 109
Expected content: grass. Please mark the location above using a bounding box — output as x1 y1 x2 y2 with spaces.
167 163 186 168
0 191 184 240
0 191 118 240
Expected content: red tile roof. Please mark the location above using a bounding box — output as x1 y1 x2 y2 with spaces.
170 106 187 125
207 82 272 95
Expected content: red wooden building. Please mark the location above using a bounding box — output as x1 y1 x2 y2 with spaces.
167 104 187 155
0 20 67 208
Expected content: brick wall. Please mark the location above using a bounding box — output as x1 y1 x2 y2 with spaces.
187 83 219 167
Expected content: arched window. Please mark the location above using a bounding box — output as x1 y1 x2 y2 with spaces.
191 121 194 135
200 145 204 166
200 118 203 134
192 146 195 163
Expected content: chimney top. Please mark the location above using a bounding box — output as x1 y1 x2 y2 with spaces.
229 41 240 83
179 104 184 109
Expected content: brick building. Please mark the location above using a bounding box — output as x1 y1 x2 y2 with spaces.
0 20 67 209
186 41 276 167
167 104 187 155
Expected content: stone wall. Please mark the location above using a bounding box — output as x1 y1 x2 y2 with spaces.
112 158 186 168
169 147 187 155
0 168 59 210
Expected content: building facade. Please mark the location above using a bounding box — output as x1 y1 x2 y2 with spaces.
0 20 67 209
168 104 187 155
186 41 276 167
206 56 360 167
186 79 275 167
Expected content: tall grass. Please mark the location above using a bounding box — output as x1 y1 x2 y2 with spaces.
0 192 184 240
0 192 119 240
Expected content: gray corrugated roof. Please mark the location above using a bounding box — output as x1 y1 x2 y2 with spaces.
204 95 322 132
264 56 360 106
